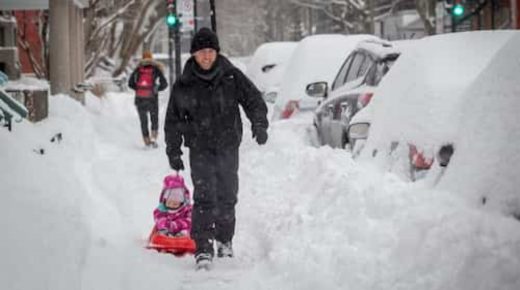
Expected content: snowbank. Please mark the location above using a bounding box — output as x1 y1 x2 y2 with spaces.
1 85 519 289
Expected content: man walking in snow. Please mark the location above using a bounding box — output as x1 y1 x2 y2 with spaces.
128 51 168 147
164 27 268 268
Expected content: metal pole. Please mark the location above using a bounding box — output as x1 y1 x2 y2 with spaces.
491 0 495 29
451 14 457 32
210 0 217 33
168 26 174 88
174 27 181 79
193 0 198 32
174 2 182 79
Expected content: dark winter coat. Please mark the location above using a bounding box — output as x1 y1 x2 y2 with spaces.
164 55 268 157
128 59 168 102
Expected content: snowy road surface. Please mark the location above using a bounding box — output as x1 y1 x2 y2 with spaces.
1 92 519 290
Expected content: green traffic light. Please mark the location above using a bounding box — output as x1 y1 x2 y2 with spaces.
166 14 177 26
452 4 464 17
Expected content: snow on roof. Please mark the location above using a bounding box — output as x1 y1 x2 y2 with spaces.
276 34 378 105
0 15 16 23
1 0 88 10
4 77 49 91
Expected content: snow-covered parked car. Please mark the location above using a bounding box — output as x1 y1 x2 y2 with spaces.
311 39 401 148
246 41 298 103
361 29 520 202
272 34 378 120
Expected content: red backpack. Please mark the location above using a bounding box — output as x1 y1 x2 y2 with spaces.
136 66 154 98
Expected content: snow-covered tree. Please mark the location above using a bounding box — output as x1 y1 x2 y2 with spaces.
415 0 437 35
84 0 166 78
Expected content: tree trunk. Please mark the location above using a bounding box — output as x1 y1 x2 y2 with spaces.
415 0 436 35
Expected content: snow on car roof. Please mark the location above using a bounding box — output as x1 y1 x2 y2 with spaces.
276 34 378 105
247 42 298 91
355 39 401 59
366 31 518 151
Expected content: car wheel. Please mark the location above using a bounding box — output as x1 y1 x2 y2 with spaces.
341 133 349 149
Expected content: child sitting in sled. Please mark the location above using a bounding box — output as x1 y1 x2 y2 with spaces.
153 174 192 237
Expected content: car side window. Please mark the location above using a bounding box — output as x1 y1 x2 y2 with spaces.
344 53 365 84
357 54 372 78
368 59 395 86
332 55 354 91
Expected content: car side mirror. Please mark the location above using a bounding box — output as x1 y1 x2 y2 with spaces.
306 82 328 99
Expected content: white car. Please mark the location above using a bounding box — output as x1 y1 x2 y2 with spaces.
246 41 298 102
361 30 520 201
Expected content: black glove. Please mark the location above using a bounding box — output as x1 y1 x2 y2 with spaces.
168 155 184 171
252 127 268 145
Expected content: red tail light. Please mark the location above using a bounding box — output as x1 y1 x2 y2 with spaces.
281 100 300 119
358 93 374 108
409 144 433 170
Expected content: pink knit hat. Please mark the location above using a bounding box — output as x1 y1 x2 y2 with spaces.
160 174 190 204
163 174 185 189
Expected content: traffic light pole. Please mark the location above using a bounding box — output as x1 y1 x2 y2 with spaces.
193 0 198 32
168 26 174 89
174 1 181 80
174 26 181 80
210 0 217 33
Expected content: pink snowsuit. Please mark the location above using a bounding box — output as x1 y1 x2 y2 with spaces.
153 175 193 236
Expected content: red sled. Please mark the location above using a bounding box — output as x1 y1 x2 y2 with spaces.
146 226 196 256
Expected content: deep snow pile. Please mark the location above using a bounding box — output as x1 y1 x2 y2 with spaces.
1 89 519 290
363 31 520 217
438 33 520 216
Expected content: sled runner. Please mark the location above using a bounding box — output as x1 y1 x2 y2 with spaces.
146 226 196 256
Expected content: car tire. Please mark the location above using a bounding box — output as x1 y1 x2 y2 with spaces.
341 133 349 149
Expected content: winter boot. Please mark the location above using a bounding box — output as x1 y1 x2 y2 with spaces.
150 130 159 148
217 241 233 258
151 130 158 142
195 253 213 270
143 136 152 147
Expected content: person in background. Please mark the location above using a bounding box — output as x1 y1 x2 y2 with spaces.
164 28 268 269
128 51 168 148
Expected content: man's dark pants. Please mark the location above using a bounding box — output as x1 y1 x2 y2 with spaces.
135 97 158 137
189 147 239 256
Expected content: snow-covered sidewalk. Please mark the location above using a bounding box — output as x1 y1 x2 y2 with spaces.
1 92 519 290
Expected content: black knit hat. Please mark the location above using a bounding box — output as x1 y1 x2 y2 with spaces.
190 27 220 54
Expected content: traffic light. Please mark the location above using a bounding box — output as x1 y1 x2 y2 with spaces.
166 0 178 28
452 3 465 17
445 0 465 18
166 13 177 27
